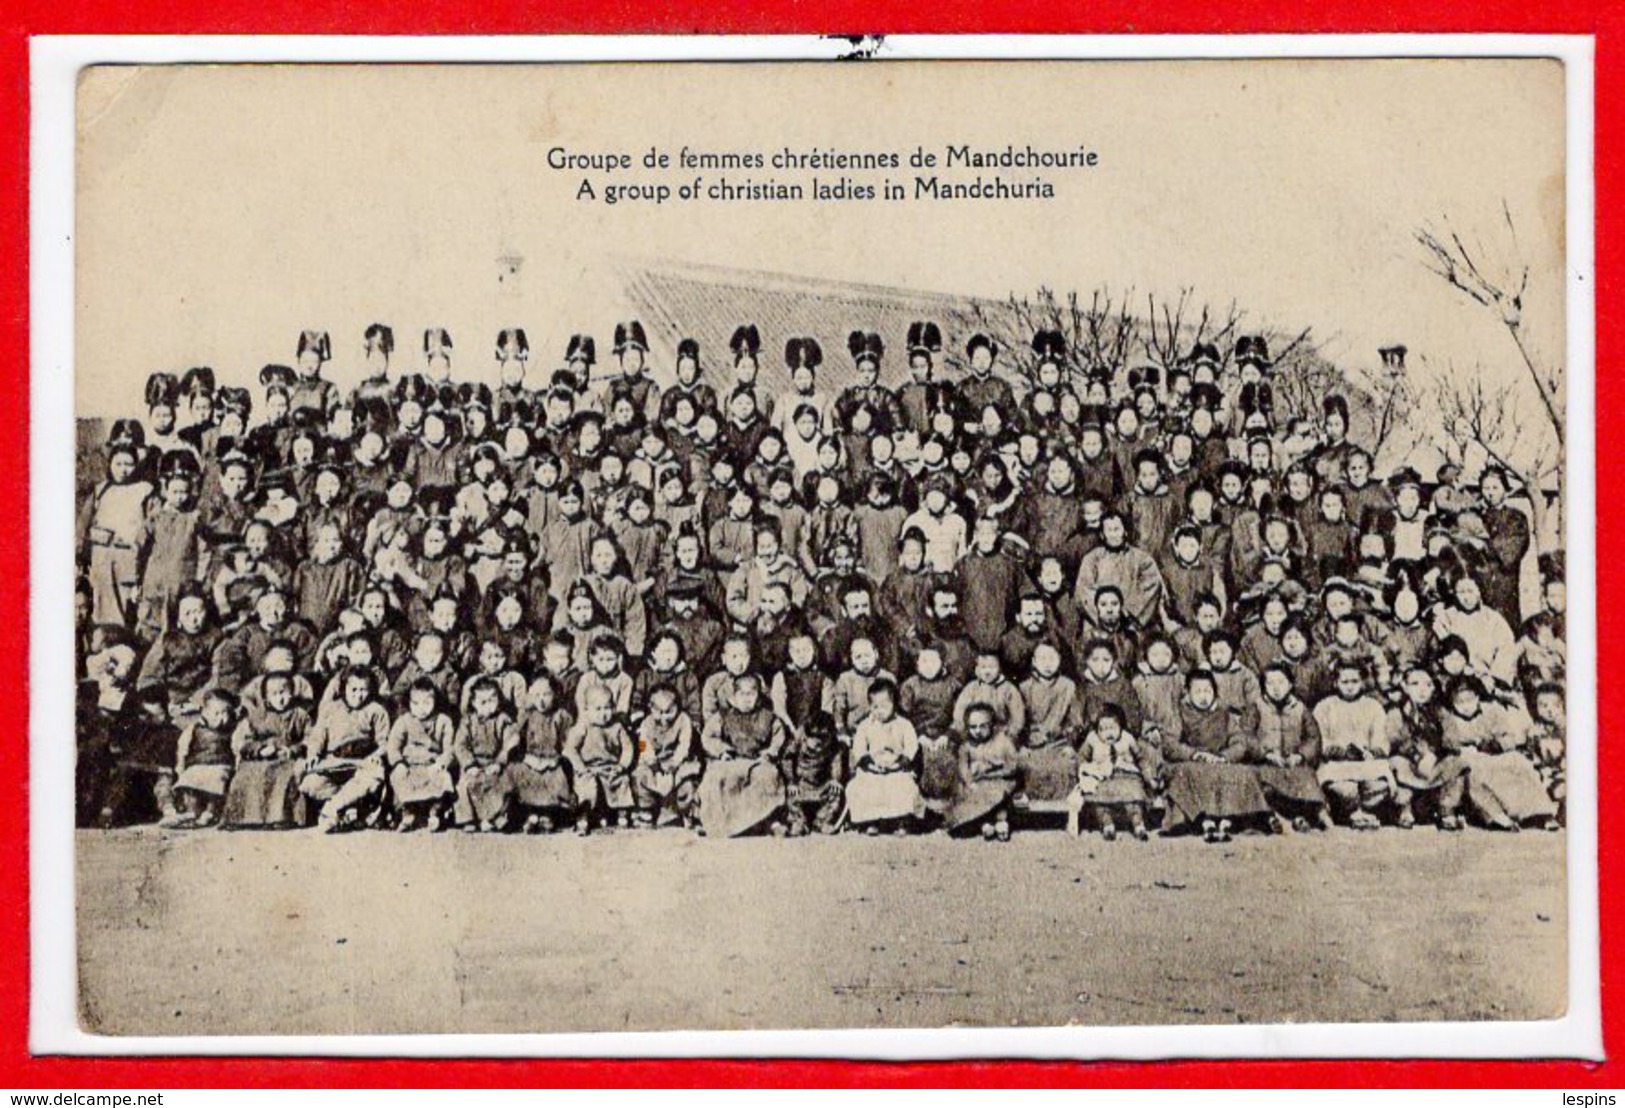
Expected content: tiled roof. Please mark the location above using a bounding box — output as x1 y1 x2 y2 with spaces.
613 258 1001 398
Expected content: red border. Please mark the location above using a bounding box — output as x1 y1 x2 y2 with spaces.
10 6 1616 1088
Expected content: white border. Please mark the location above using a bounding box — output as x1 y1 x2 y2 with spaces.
30 33 1601 1060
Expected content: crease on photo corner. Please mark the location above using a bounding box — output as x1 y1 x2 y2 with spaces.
76 65 176 183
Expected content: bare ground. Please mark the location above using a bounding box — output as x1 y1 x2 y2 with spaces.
76 825 1567 1036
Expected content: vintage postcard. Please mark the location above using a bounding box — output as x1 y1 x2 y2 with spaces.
60 52 1583 1045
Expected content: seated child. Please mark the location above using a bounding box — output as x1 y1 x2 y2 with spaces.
300 666 392 833
505 676 578 832
1067 703 1150 841
165 687 239 828
846 679 925 834
453 676 518 832
1018 642 1082 803
564 684 636 834
773 633 841 836
1312 660 1397 828
631 685 701 828
385 679 456 832
945 702 1021 841
1252 662 1334 831
1525 681 1566 826
900 646 960 803
223 671 312 828
697 675 789 838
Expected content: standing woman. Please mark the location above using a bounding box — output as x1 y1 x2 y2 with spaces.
289 330 339 420
79 438 155 628
423 327 455 386
352 323 397 426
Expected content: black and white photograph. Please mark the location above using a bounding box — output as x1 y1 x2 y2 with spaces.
60 54 1583 1041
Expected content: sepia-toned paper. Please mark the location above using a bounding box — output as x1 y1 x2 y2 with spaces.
71 57 1570 1040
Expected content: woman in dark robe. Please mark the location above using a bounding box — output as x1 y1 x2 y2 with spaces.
222 672 313 827
504 675 578 830
1160 669 1272 842
697 675 787 837
135 588 221 719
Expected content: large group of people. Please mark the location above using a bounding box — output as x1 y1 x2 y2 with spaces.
75 316 1567 842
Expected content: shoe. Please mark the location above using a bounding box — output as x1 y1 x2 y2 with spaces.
1101 823 1116 842
461 823 477 833
1133 825 1149 842
158 812 194 829
1439 815 1463 832
1201 819 1218 843
994 820 1010 842
1291 816 1312 833
426 813 444 833
574 818 591 836
1350 812 1379 831
981 822 996 840
892 825 908 837
864 825 879 837
1544 819 1562 832
1397 811 1417 830
1216 819 1233 843
1316 809 1336 831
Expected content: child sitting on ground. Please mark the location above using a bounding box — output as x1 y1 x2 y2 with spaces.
772 632 842 836
846 679 925 835
166 687 239 828
1525 681 1566 826
385 678 456 832
631 684 700 828
901 646 960 805
1067 704 1151 841
453 677 517 832
564 684 636 834
946 702 1022 842
506 676 577 833
1311 661 1397 829
223 671 312 828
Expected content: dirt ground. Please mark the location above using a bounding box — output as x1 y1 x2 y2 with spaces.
76 825 1567 1036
